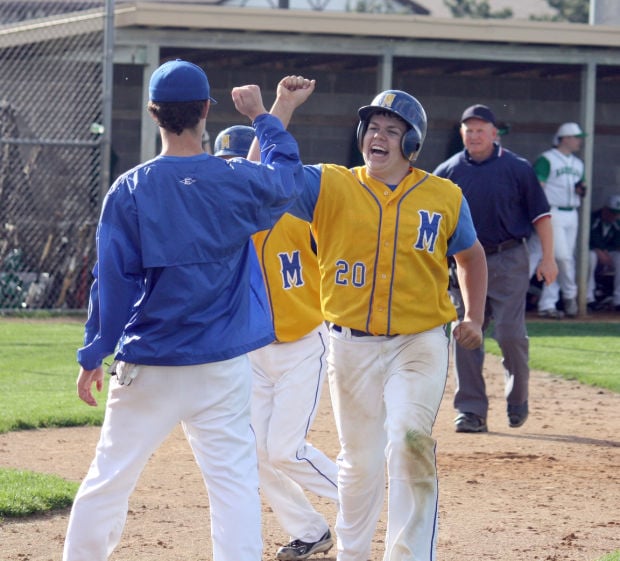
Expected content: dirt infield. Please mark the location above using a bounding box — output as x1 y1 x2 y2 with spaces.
1 353 619 561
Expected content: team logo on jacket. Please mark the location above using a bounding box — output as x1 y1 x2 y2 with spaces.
180 177 197 186
278 250 304 289
414 210 442 253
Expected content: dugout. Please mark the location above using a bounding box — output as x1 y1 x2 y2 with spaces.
1 1 620 312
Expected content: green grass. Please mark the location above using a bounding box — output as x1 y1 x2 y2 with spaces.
596 553 620 561
485 321 620 393
0 319 109 433
0 318 107 521
0 468 79 517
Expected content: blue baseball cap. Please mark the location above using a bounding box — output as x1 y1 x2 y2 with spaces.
149 59 217 103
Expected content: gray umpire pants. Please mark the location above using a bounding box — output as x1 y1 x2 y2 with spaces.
450 242 530 418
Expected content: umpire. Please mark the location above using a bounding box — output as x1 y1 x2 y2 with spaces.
434 104 558 433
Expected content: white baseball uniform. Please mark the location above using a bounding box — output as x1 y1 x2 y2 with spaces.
291 163 478 561
534 147 584 310
250 213 338 544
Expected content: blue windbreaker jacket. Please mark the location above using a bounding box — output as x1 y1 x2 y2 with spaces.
77 114 303 370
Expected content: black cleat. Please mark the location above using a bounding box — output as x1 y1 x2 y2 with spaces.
454 412 488 433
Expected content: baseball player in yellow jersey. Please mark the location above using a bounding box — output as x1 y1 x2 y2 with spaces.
263 86 488 561
251 216 338 561
214 88 339 561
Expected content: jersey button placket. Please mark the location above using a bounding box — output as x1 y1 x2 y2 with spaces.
372 197 396 334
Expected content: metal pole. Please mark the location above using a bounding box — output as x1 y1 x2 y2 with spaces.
141 44 161 162
101 0 115 204
577 62 596 316
377 46 394 92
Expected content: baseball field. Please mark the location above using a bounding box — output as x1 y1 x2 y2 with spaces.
0 316 619 561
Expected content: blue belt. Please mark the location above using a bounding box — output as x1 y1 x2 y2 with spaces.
556 206 576 211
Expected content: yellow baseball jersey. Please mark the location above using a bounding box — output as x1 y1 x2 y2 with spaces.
252 213 323 342
311 164 465 335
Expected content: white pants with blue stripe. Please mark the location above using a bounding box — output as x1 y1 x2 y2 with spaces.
250 323 338 544
328 326 449 561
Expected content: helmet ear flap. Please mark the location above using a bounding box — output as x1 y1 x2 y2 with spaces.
401 127 422 163
356 119 367 154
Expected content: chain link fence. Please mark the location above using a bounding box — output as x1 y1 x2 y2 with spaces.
0 0 108 311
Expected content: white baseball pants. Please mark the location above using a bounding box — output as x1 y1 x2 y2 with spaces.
538 207 579 309
63 356 261 561
327 326 449 561
527 233 542 279
250 323 338 543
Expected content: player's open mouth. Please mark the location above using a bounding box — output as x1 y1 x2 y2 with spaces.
370 145 387 155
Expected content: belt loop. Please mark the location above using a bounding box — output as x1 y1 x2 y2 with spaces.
331 323 372 338
331 323 352 337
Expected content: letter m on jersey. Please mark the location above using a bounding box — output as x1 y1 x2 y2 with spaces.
413 210 442 253
278 250 304 289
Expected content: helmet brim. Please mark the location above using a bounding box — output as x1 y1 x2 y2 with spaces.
358 105 408 127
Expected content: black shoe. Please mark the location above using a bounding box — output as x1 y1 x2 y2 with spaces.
276 530 333 560
507 401 529 428
454 412 488 433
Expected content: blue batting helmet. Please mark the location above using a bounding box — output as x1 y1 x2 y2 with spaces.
213 125 255 158
357 90 427 163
